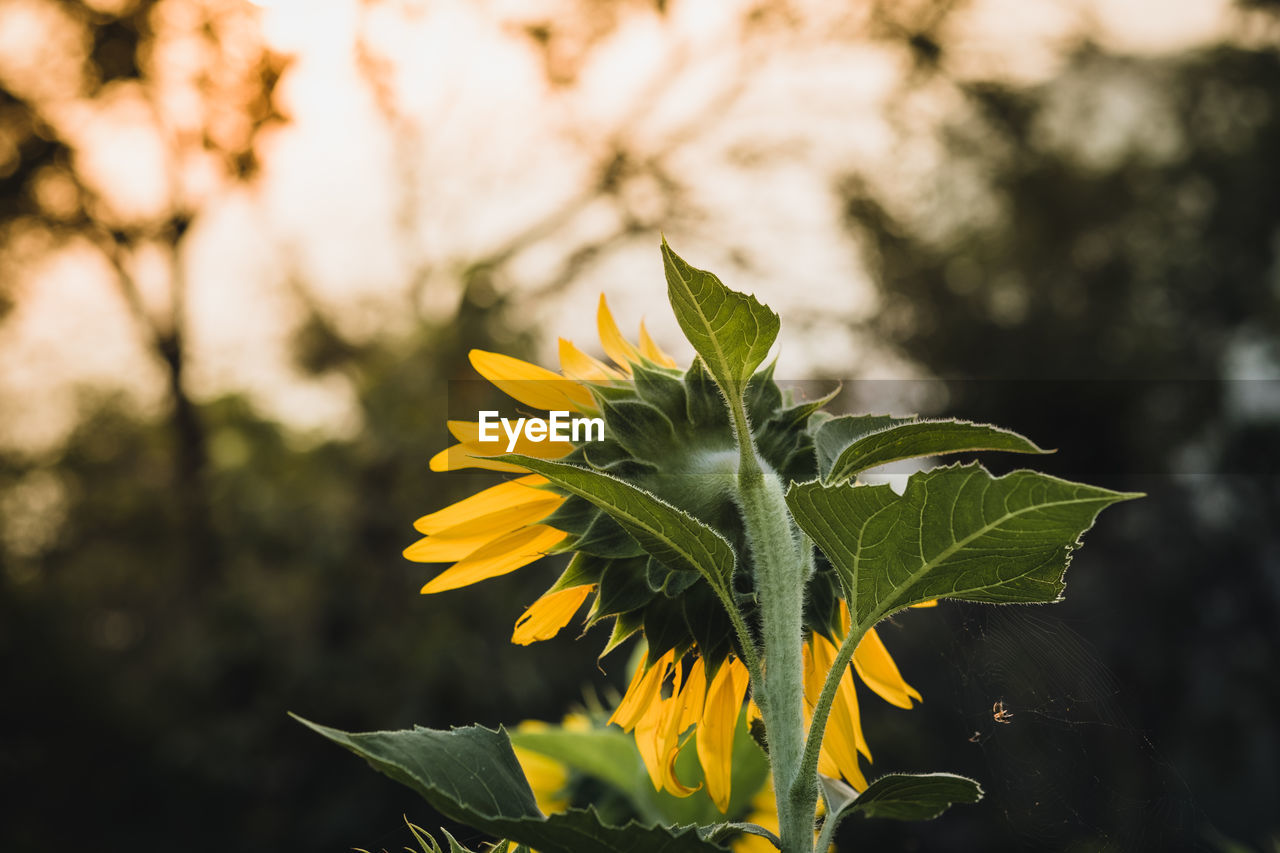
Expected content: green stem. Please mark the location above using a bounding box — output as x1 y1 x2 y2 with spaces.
735 435 813 853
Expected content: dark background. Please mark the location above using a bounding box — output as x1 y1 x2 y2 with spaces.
2 1 1277 850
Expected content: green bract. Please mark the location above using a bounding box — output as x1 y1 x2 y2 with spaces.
302 242 1141 853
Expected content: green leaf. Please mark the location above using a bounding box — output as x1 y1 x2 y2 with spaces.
813 415 914 479
786 463 1141 624
294 716 725 853
700 822 782 848
508 726 648 807
502 455 736 592
661 240 779 410
821 772 983 827
816 416 1050 485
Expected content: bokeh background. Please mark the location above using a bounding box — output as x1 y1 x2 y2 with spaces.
2 0 1278 850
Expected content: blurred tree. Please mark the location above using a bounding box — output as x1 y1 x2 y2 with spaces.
837 33 1280 852
0 0 288 590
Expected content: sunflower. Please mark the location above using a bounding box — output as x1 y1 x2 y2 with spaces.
404 294 923 808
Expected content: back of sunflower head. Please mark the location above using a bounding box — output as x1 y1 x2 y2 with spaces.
297 240 1140 853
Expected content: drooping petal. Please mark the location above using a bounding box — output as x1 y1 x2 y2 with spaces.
609 648 675 731
633 658 701 797
446 419 574 459
559 337 624 383
910 599 939 608
412 475 548 534
697 656 750 812
597 294 644 373
807 634 870 790
469 349 596 412
511 585 594 645
638 319 679 367
419 525 567 594
853 626 922 709
677 657 708 733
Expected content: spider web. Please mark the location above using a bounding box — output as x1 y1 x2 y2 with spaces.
847 604 1206 852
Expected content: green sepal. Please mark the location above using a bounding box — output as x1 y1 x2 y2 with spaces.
600 609 645 658
502 456 736 592
662 239 779 411
632 362 690 427
295 716 726 853
774 383 842 430
644 598 693 660
816 415 1051 485
542 495 599 537
583 439 659 478
744 361 783 426
647 555 701 598
681 582 734 667
683 358 731 432
600 398 679 463
575 512 647 558
548 553 602 594
591 557 653 622
787 463 1142 624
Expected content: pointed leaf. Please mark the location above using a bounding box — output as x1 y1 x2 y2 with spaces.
787 463 1141 624
817 416 1051 485
813 415 914 480
822 772 982 826
295 716 725 853
502 455 735 592
661 240 779 409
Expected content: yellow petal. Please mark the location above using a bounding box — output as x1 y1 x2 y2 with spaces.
511 585 594 645
413 475 548 534
447 419 574 459
697 656 750 812
429 443 528 473
420 494 564 543
609 649 674 731
597 294 643 373
911 599 939 608
677 657 708 732
634 659 700 797
419 525 566 594
638 319 679 368
511 745 569 815
404 532 501 563
853 627 922 709
469 349 596 413
808 634 871 789
559 338 624 383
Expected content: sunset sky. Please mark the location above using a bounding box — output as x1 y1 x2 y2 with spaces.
0 0 1246 452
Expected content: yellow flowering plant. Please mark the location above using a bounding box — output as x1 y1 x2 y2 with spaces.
297 241 1139 853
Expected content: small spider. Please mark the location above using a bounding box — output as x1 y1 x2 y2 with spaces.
992 700 1014 724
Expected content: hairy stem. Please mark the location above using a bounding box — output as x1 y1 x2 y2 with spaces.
737 452 813 853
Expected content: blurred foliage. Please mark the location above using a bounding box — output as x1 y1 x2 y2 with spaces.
0 308 606 851
834 39 1280 852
